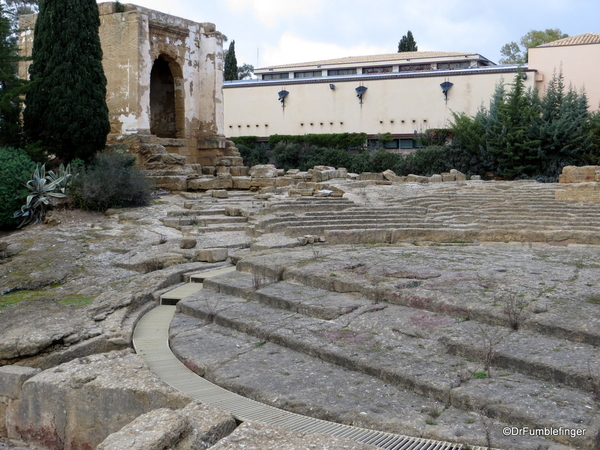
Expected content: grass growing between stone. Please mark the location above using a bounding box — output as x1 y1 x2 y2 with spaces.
0 290 93 311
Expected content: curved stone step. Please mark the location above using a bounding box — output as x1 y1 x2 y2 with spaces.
176 289 598 449
170 313 551 450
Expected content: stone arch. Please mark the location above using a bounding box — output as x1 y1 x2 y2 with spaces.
150 54 185 138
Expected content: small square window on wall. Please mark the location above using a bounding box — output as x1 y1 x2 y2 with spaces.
294 71 323 78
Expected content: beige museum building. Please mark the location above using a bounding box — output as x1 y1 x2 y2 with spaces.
224 33 600 151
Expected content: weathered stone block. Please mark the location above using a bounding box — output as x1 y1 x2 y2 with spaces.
224 206 242 216
232 176 252 190
249 164 277 178
429 174 443 183
441 173 455 182
212 189 229 198
187 177 216 190
250 178 277 188
382 169 399 182
6 351 190 450
0 366 41 399
229 166 249 176
195 248 228 263
179 238 197 249
275 177 294 187
97 408 190 450
150 176 188 191
97 402 236 450
359 172 384 181
559 165 600 183
212 174 233 190
288 189 314 196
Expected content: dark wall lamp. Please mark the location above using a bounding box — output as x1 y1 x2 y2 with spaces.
440 81 453 101
278 90 289 107
355 85 367 104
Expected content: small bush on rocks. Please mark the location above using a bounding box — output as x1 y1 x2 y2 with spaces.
69 152 152 211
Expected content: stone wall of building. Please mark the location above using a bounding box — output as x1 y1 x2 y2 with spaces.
19 2 230 167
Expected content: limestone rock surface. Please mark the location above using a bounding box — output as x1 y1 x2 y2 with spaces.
97 402 236 450
0 299 88 361
7 350 191 450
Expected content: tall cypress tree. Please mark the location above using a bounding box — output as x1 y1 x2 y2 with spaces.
23 0 109 162
398 31 418 52
0 4 27 148
224 40 238 81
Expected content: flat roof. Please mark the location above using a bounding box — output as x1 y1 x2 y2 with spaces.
256 51 492 73
226 65 531 88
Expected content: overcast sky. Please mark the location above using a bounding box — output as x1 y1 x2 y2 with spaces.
116 0 600 71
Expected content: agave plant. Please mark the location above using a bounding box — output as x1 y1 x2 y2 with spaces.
13 164 69 228
46 163 72 194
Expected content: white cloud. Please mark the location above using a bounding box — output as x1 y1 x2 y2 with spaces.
260 32 389 67
226 0 322 27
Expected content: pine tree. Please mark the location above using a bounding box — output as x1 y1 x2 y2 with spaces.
533 70 592 177
224 40 238 81
398 31 418 52
23 0 109 162
487 72 540 178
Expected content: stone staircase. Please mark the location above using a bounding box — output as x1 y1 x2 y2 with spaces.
106 134 248 191
169 245 600 449
158 192 258 237
252 183 600 245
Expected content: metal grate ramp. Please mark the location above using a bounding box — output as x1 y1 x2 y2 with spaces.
134 269 490 450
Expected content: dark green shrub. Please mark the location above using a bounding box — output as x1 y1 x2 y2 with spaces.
69 152 152 211
269 133 366 149
0 147 35 229
400 146 481 177
237 144 269 167
272 142 303 171
231 136 259 148
369 149 405 173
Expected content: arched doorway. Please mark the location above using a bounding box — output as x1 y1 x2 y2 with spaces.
150 55 184 138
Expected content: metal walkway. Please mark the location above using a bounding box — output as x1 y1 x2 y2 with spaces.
132 267 487 450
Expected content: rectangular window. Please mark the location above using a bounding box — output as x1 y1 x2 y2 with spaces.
294 71 322 78
362 66 393 75
385 139 400 149
399 64 430 72
400 139 415 149
327 68 357 76
437 61 471 70
262 73 289 80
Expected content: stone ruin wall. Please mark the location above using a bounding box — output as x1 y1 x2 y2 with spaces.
556 165 600 202
18 2 231 168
